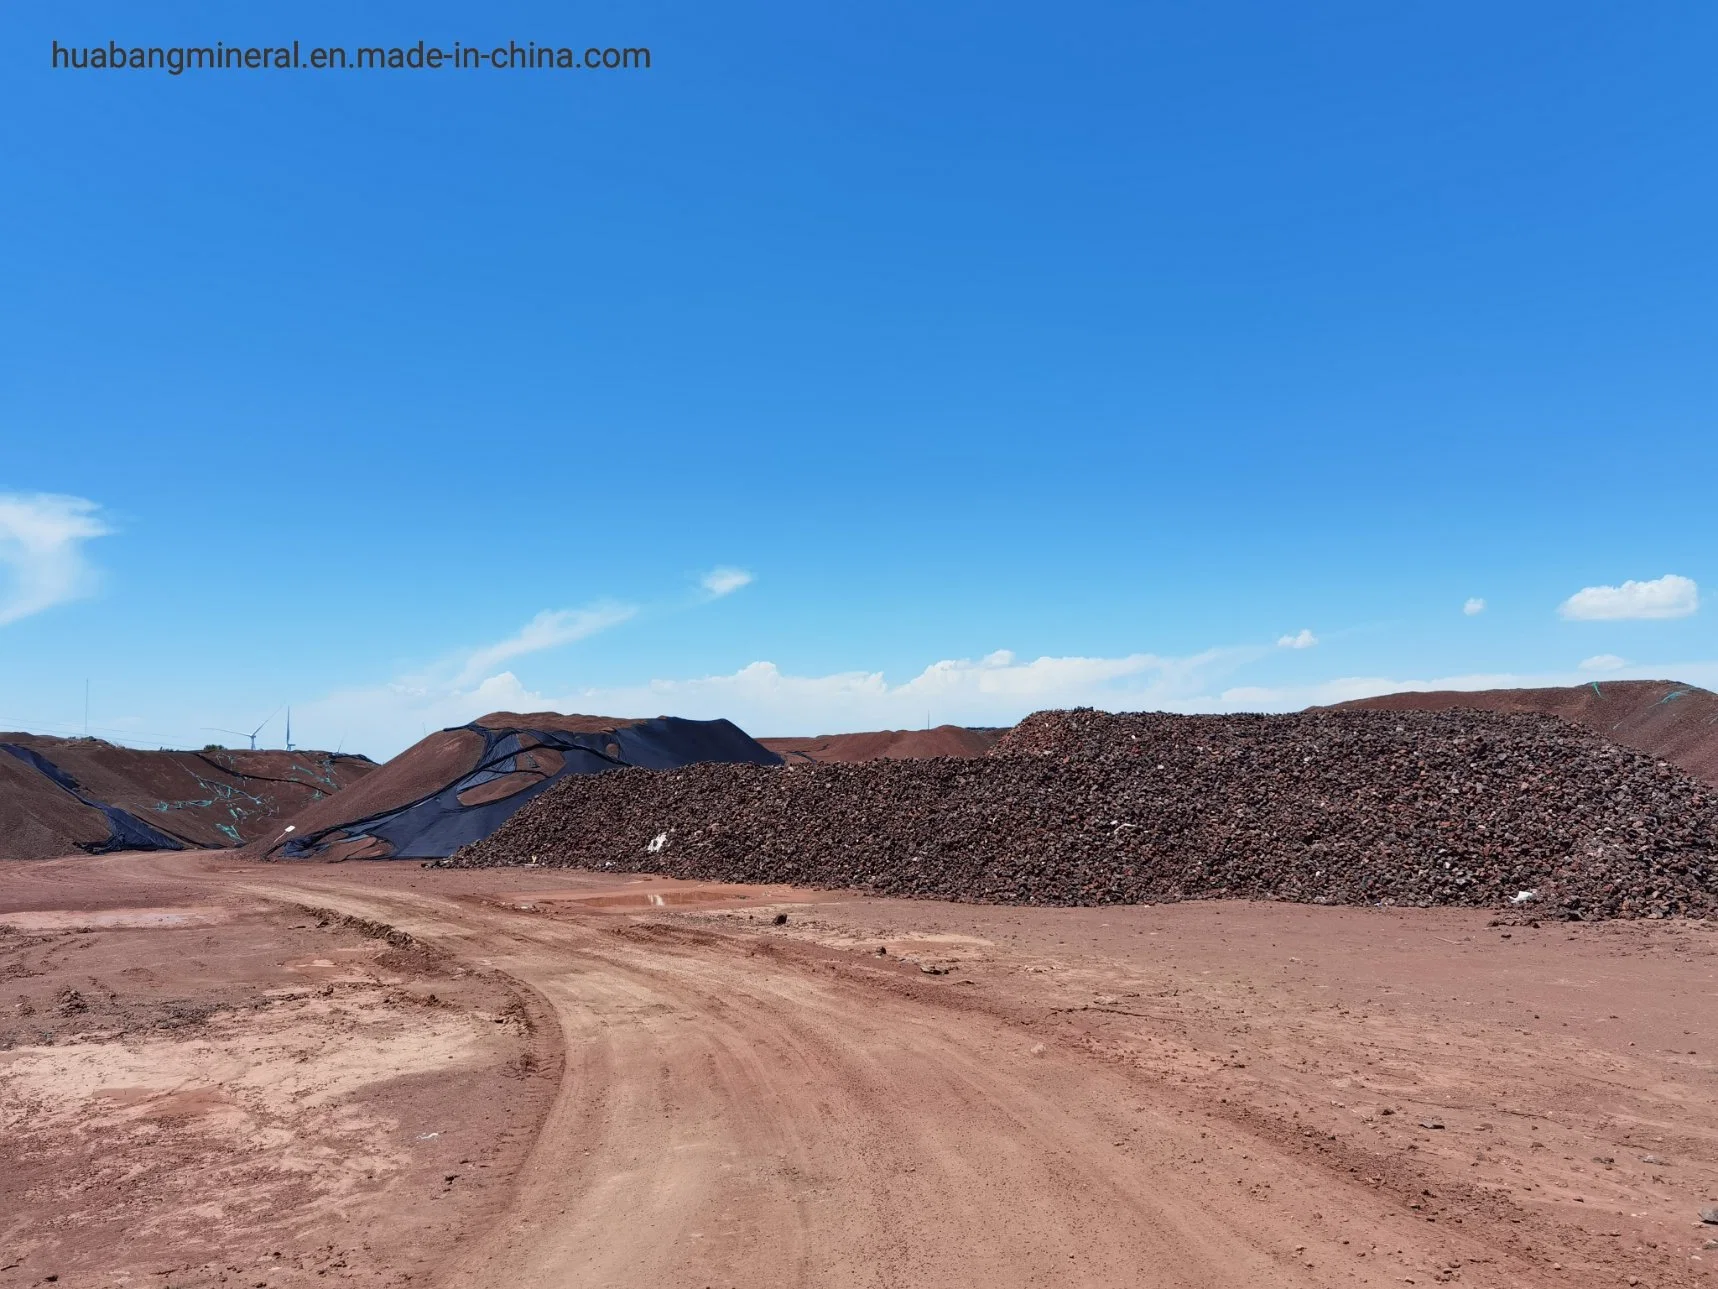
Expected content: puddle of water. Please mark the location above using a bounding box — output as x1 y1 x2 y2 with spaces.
0 906 232 932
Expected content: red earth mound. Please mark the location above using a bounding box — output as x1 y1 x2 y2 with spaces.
0 733 377 860
257 712 783 861
760 725 1005 764
256 712 644 854
1323 679 1718 786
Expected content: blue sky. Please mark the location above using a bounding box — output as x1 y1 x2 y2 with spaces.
3 1 1714 758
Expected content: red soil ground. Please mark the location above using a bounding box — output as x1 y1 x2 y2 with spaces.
4 850 1716 1287
1327 679 1718 785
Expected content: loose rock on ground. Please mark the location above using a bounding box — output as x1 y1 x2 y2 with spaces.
447 709 1718 919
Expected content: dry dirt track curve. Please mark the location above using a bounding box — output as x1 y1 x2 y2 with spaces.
9 851 1715 1288
224 863 1328 1289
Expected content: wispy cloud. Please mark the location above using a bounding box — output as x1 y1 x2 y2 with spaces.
1463 597 1486 616
1559 574 1698 621
700 566 754 598
294 642 1267 757
488 645 1259 743
252 614 1718 760
454 603 637 684
293 602 638 755
1579 654 1627 672
0 492 111 626
274 587 1718 761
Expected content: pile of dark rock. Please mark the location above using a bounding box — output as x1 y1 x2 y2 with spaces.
447 709 1718 918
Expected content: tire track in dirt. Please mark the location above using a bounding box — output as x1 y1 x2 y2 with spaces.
196 858 1596 1289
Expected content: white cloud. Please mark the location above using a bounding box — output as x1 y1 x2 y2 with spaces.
293 604 637 749
700 566 754 598
1276 629 1318 649
1463 597 1486 616
273 593 1718 761
290 670 553 761
1579 654 1627 672
316 642 1718 759
1558 574 1698 621
294 642 1266 758
0 493 111 626
456 604 637 683
543 646 1256 740
123 618 1718 760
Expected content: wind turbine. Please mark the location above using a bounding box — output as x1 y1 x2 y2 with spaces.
203 705 283 751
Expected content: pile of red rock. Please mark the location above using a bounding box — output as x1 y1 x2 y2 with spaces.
447 708 1718 919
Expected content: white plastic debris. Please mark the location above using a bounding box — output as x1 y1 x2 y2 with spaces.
646 831 669 854
1510 888 1539 904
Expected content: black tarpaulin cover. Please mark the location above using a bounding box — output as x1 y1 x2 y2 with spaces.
0 742 189 853
275 715 781 860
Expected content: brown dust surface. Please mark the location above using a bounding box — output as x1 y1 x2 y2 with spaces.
3 851 1716 1288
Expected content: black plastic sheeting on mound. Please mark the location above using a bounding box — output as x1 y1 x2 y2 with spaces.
0 742 189 854
274 716 783 861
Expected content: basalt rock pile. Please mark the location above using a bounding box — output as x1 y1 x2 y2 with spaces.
448 709 1718 919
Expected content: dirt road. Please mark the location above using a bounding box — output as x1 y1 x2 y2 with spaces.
4 852 1716 1288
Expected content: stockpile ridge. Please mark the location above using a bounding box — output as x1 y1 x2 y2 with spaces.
448 709 1718 919
1324 680 1718 787
0 734 376 859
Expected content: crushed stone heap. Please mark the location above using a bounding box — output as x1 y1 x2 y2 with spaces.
1325 679 1718 787
447 708 1718 919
